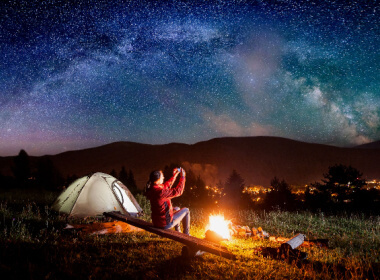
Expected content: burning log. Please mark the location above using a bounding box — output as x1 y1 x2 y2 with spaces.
205 214 272 240
206 214 232 240
205 229 226 243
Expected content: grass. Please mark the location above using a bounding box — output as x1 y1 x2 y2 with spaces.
0 189 379 279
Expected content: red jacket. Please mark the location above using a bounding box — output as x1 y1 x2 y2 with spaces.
145 175 186 227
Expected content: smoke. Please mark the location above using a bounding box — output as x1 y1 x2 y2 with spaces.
181 161 219 186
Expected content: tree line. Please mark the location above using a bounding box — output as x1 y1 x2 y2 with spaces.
216 164 380 214
166 163 380 214
1 150 379 214
0 150 139 193
0 150 65 190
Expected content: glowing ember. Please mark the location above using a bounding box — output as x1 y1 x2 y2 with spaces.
206 214 231 240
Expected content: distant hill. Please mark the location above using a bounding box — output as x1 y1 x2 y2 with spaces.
355 140 380 149
1 137 380 189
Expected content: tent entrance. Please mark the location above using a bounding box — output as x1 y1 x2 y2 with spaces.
112 181 142 217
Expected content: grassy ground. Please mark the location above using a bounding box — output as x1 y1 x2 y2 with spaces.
0 189 379 279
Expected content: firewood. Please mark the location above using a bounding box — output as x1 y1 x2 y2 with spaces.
242 226 251 232
237 227 246 233
276 237 288 243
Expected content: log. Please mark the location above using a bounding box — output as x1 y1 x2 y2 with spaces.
281 233 305 251
205 230 226 243
104 211 236 260
280 233 306 259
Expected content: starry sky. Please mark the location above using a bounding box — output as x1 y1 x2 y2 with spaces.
1 0 379 156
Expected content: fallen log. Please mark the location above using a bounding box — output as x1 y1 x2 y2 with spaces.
281 233 305 251
280 233 308 260
269 236 329 248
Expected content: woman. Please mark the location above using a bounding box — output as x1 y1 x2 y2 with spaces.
145 168 190 235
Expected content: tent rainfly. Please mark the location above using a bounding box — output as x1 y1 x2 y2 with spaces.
52 172 143 217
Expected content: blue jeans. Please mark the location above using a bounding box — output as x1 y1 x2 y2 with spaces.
162 207 190 235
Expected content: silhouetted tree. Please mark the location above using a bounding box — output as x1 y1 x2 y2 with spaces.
352 188 380 213
304 185 324 211
119 166 129 184
221 170 247 209
117 166 139 194
126 169 138 194
12 150 31 188
64 174 79 189
240 188 254 209
307 164 371 212
162 165 211 207
306 181 334 211
321 164 366 204
263 177 295 211
0 172 4 189
194 175 210 206
109 169 118 178
35 157 64 190
0 171 15 189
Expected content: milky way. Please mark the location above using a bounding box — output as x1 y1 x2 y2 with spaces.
0 0 379 156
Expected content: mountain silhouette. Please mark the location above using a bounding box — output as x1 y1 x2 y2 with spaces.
354 140 380 149
1 137 379 189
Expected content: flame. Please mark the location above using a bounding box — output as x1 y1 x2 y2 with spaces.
207 214 231 240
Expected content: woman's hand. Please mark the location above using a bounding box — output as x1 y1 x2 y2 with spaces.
181 168 186 177
173 168 181 177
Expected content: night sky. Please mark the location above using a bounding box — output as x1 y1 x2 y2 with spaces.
1 0 379 156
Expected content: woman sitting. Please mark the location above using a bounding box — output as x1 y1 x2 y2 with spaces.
144 168 190 235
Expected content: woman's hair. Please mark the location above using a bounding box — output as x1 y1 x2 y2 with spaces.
145 170 162 192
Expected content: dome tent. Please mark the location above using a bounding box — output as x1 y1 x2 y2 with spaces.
52 172 143 218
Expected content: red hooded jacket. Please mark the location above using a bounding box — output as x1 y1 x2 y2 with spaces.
145 175 186 228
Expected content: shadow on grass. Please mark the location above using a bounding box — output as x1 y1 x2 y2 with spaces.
0 239 179 279
153 254 216 279
260 247 380 280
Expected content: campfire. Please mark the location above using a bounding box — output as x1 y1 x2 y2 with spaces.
204 213 272 243
205 214 231 242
